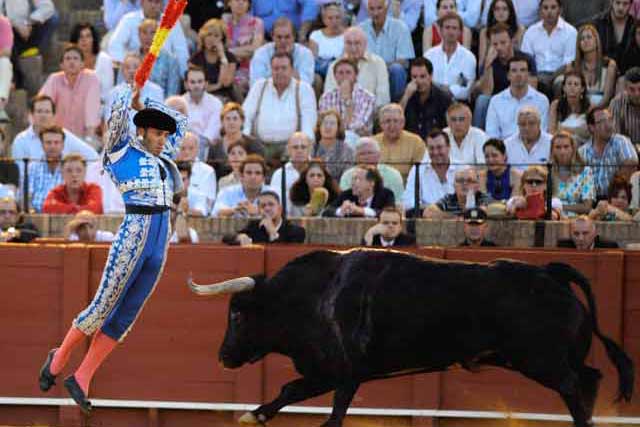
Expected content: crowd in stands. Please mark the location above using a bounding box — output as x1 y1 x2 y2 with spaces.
3 0 640 250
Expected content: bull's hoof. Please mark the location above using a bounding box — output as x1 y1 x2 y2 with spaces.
238 412 259 425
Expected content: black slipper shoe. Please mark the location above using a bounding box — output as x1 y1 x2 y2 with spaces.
38 348 57 392
64 375 92 414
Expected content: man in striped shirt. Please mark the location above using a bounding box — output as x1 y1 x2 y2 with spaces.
28 124 65 212
610 67 640 146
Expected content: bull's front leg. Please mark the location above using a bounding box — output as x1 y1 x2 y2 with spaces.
320 381 360 427
239 377 334 425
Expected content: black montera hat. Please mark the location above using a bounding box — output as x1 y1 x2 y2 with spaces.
133 108 177 134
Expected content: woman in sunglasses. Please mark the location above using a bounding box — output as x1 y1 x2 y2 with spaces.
550 131 594 217
506 165 563 220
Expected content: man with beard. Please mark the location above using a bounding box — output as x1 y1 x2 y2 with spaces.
610 67 640 145
589 0 634 64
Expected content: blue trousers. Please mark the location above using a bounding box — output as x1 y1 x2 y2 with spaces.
389 63 407 103
74 211 171 342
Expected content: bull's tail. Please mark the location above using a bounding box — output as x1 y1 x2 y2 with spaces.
546 262 634 402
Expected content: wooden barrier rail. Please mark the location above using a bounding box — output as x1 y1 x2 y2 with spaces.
0 243 638 427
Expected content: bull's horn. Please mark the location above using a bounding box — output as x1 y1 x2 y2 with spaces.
187 275 255 295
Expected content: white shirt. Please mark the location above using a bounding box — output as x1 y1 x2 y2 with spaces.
521 17 577 73
95 51 115 104
211 183 276 217
444 127 487 167
505 131 552 172
486 86 550 139
243 78 317 143
424 0 480 28
269 161 300 209
85 161 125 214
403 158 457 211
107 9 189 74
188 160 217 216
424 43 476 101
69 230 115 242
11 125 99 162
309 30 344 59
356 0 422 32
182 92 223 143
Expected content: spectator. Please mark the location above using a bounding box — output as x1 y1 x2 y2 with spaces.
579 106 638 199
557 215 619 248
289 160 341 216
444 102 487 167
177 132 217 216
324 26 390 108
136 19 181 98
309 2 345 80
319 57 376 138
550 131 595 216
423 166 490 219
521 0 577 97
422 0 472 52
189 18 239 102
222 0 264 94
459 207 497 247
486 55 549 139
223 190 306 245
312 109 355 180
70 23 115 104
250 0 318 41
211 154 275 217
563 0 608 25
0 190 38 243
208 102 264 179
249 17 314 86
39 44 100 141
4 0 58 58
618 21 640 75
360 0 415 102
182 65 223 147
610 66 640 145
64 210 115 242
218 141 248 190
103 0 140 32
0 128 18 192
402 129 457 215
243 52 317 167
505 106 552 172
11 94 98 166
400 57 452 141
362 206 416 247
356 0 422 33
478 0 525 68
424 0 481 29
108 0 189 74
479 138 521 201
270 132 312 204
0 15 12 122
42 154 102 214
340 137 405 201
472 23 537 129
506 165 562 219
374 103 425 181
28 124 65 213
589 174 634 221
424 12 476 101
170 162 201 244
479 0 539 28
563 24 617 107
549 71 591 144
325 164 395 217
590 0 635 67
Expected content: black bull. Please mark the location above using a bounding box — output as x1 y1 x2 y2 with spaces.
189 249 634 427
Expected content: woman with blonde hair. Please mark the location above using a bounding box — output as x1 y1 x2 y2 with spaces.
507 165 563 220
550 131 595 216
189 18 239 102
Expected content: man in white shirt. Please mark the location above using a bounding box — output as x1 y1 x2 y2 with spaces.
424 12 476 101
402 129 457 215
521 0 577 97
505 106 552 172
443 102 487 167
249 17 315 86
270 132 312 207
486 55 549 139
177 132 217 216
243 52 317 168
324 26 390 108
107 0 189 74
181 65 223 146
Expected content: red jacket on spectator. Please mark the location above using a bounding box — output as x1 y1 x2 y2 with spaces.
42 182 103 214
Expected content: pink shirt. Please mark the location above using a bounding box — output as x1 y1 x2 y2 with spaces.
0 16 13 51
39 69 101 137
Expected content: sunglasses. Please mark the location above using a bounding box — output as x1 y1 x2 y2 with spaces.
525 179 545 186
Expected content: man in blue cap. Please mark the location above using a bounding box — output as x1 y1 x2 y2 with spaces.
38 84 187 413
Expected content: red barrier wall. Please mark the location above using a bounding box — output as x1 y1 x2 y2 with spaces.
0 244 636 427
